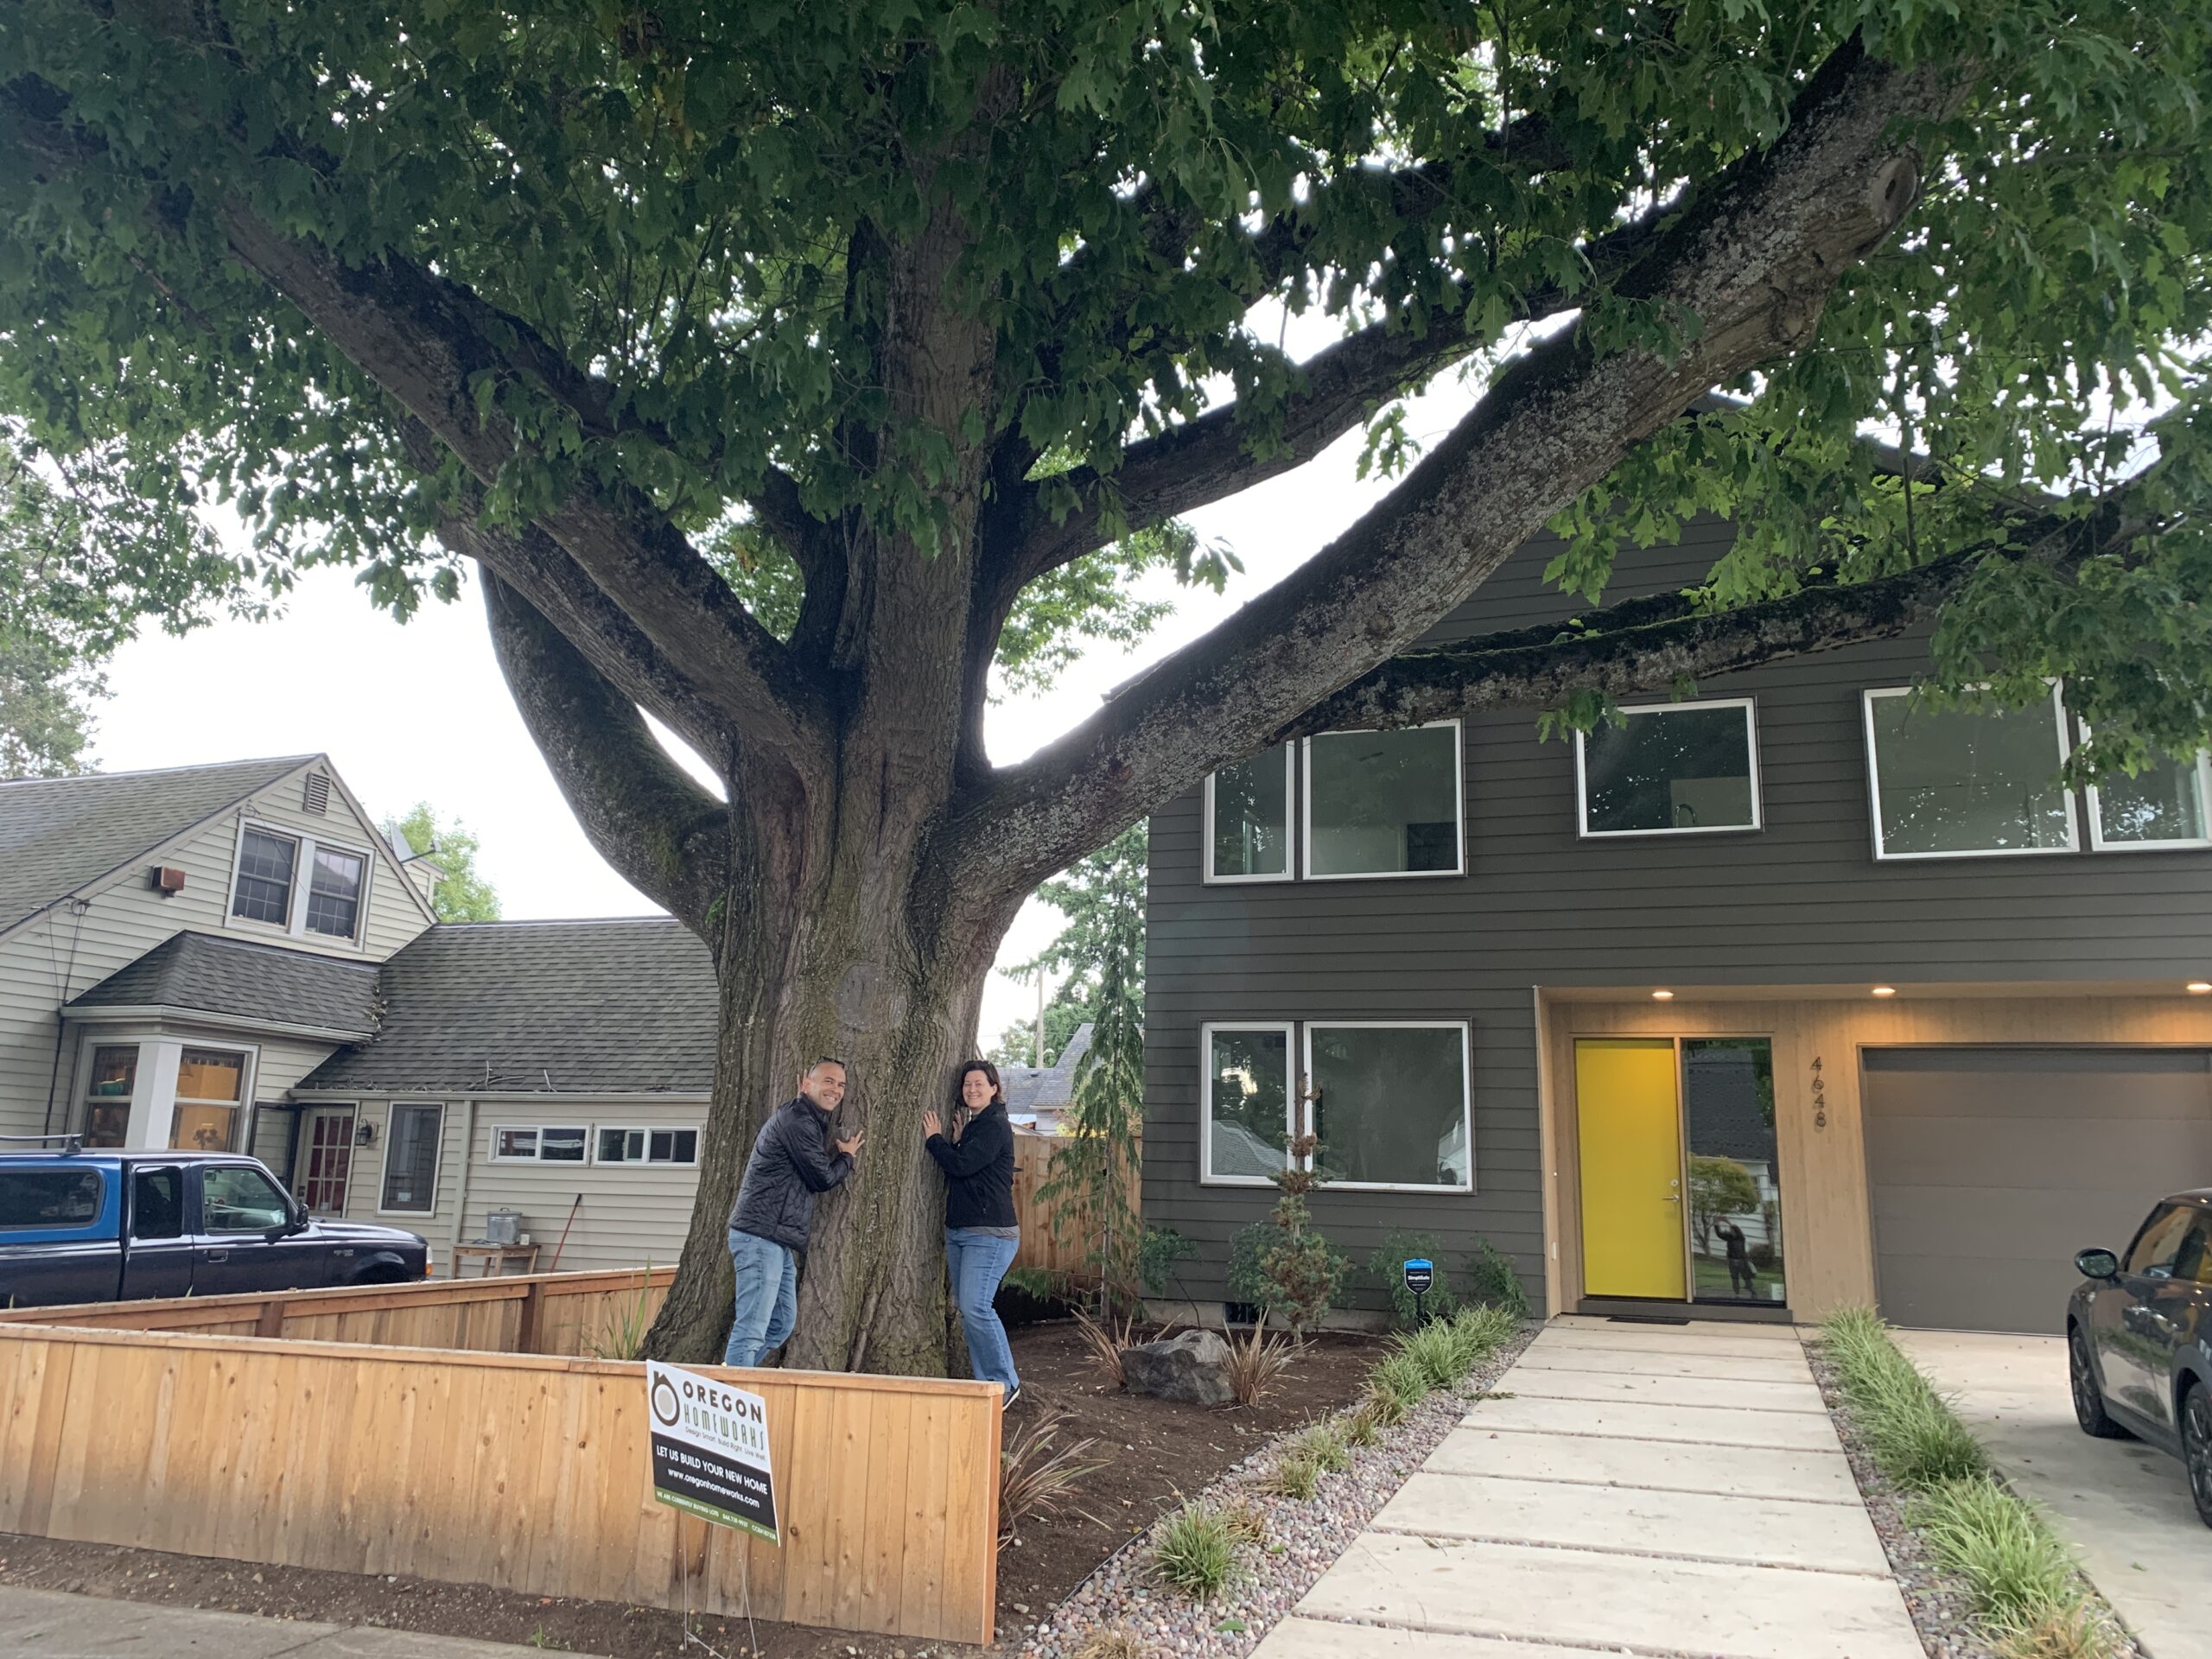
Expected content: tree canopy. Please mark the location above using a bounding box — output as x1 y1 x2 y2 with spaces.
387 802 503 923
5 0 2209 1367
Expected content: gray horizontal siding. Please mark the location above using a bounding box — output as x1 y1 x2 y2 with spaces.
1145 522 2212 1316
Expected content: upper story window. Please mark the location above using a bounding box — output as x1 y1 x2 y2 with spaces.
1577 698 1762 836
1305 722 1464 879
2086 741 2211 851
1205 745 1294 882
1863 685 2077 860
229 821 372 944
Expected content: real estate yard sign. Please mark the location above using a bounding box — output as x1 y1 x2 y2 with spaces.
646 1361 780 1543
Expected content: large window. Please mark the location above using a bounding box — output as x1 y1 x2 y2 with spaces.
170 1047 245 1153
1304 723 1464 879
83 1043 137 1147
0 1168 105 1230
1578 699 1761 836
1306 1022 1472 1192
380 1103 445 1213
1682 1038 1784 1306
229 822 372 944
595 1127 700 1166
1206 746 1293 882
2087 747 2212 851
1200 1024 1293 1185
1864 686 2076 859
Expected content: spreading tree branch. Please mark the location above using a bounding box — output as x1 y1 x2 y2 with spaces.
964 35 1968 892
480 569 734 932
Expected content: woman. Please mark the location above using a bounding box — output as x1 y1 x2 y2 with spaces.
924 1060 1021 1405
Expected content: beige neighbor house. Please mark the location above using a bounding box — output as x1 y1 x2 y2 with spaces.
0 755 715 1274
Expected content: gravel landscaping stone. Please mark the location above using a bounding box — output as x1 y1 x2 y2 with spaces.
1020 1321 1538 1659
1805 1340 2144 1659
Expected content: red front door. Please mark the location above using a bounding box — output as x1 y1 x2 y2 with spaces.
300 1110 354 1215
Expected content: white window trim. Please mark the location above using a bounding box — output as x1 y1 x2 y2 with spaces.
224 817 376 950
488 1123 591 1164
1300 720 1467 881
1862 683 2080 861
376 1101 447 1217
2080 726 2212 852
1198 1021 1295 1188
1573 696 1764 838
590 1124 702 1166
1202 744 1298 885
1301 1019 1476 1194
170 1042 258 1155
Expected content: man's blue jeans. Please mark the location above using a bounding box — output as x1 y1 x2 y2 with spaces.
944 1227 1021 1394
723 1227 798 1368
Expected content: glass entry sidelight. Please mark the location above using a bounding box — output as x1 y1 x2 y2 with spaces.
1682 1039 1785 1305
299 1109 355 1215
1574 1036 1785 1306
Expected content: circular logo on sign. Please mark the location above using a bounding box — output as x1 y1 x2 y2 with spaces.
650 1372 682 1427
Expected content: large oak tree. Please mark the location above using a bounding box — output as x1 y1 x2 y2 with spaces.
3 2 2209 1369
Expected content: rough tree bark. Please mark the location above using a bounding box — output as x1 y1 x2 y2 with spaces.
2 31 2003 1370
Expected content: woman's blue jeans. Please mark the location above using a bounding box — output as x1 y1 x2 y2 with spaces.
944 1227 1020 1394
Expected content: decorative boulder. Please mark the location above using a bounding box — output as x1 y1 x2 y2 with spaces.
1121 1328 1236 1407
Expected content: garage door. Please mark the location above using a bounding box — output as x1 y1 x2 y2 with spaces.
1863 1047 2212 1333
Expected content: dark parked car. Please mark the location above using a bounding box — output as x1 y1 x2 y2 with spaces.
0 1145 429 1308
2067 1188 2212 1527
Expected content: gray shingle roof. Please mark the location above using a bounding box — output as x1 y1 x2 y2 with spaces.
1002 1022 1093 1113
0 757 314 936
299 918 716 1096
67 930 379 1037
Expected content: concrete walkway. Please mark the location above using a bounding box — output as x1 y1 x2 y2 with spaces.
1898 1330 2211 1659
1253 1315 1923 1659
0 1585 552 1659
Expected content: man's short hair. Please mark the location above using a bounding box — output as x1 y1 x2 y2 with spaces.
805 1056 847 1074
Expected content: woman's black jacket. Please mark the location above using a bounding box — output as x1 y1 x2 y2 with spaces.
925 1100 1018 1230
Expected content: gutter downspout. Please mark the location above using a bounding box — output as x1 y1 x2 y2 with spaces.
40 899 92 1136
446 1096 480 1275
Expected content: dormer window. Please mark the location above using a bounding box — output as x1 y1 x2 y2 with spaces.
228 821 372 945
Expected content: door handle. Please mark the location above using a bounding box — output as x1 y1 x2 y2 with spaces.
1662 1194 1681 1203
204 1249 228 1262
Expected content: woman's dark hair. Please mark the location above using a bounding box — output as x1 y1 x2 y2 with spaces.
950 1058 1004 1110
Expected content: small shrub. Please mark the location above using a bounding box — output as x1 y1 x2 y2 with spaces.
1154 1502 1236 1598
1003 1265 1074 1304
1219 1497 1269 1547
1288 1419 1349 1473
1071 1633 1154 1659
1910 1478 2084 1637
1448 1303 1519 1370
1367 1230 1459 1329
1269 1451 1320 1499
1363 1381 1409 1427
1138 1227 1198 1298
1996 1605 2115 1659
1071 1307 1135 1387
584 1268 658 1361
1370 1350 1432 1414
1462 1239 1529 1319
1819 1308 1988 1490
1392 1319 1470 1389
1224 1321 1294 1408
1345 1398 1385 1446
1000 1414 1107 1542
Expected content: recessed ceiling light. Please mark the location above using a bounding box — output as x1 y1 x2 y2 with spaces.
1872 986 1897 997
2189 982 2212 995
1651 988 1675 1001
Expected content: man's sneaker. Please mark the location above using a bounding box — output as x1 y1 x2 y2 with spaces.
1004 1383 1022 1410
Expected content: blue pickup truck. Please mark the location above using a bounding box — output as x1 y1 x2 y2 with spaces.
0 1144 429 1307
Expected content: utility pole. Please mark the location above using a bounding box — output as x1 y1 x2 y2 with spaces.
1033 969 1046 1068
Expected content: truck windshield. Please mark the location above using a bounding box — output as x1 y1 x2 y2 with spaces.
0 1169 105 1230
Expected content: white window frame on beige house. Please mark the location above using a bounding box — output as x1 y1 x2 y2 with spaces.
224 817 377 950
70 1029 262 1154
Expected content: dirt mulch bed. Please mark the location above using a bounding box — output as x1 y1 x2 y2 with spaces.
0 1320 1386 1658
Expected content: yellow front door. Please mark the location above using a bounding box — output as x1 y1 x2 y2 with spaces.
1575 1039 1687 1300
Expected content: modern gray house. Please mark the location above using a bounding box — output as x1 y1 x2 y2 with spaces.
1141 517 2212 1336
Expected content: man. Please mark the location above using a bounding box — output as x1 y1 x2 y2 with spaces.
722 1058 865 1368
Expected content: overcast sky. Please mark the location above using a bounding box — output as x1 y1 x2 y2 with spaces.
90 346 1486 1051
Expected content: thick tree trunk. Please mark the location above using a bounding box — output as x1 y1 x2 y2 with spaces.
641 799 1020 1374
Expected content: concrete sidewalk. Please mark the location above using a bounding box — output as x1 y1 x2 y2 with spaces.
0 1584 556 1659
1253 1315 1922 1659
1899 1329 2211 1659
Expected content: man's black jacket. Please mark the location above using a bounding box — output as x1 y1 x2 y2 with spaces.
728 1096 854 1252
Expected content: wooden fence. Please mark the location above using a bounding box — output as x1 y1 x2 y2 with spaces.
0 1273 1000 1645
0 1264 675 1357
1010 1128 1141 1279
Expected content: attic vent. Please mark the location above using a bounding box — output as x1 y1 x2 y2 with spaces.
302 772 331 816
